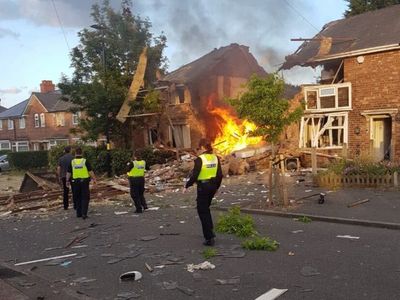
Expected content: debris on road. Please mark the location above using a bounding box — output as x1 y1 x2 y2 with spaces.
291 230 304 234
139 235 158 241
116 291 141 299
15 253 77 266
145 262 153 272
72 277 97 284
120 271 142 282
186 261 215 272
255 288 288 300
215 278 240 285
336 235 360 240
300 266 320 277
347 199 369 208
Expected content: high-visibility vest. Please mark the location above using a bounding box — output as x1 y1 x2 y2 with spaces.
127 160 146 177
71 158 90 179
198 154 218 180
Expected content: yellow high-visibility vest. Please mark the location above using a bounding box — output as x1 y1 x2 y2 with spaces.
127 160 146 177
197 154 218 180
71 158 89 179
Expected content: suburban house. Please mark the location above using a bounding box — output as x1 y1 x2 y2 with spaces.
281 5 400 161
130 43 276 150
0 80 82 152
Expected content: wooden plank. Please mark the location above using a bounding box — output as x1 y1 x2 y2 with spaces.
116 47 148 123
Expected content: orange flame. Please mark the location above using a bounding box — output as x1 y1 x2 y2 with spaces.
209 106 263 155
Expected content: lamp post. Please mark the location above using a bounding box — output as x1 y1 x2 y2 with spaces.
91 24 112 177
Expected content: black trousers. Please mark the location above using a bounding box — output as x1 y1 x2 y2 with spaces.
196 181 218 240
61 177 70 209
72 179 90 217
129 177 147 212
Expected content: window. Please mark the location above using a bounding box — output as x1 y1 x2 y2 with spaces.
7 119 14 130
40 113 45 127
148 128 159 145
0 141 11 150
12 141 29 152
55 113 65 127
0 120 2 130
34 114 39 127
304 83 351 111
19 117 25 129
169 124 191 148
300 113 348 149
72 112 81 125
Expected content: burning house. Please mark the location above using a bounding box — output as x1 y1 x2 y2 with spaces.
281 5 400 161
130 43 268 154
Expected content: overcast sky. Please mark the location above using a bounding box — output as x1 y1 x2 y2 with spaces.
0 0 347 108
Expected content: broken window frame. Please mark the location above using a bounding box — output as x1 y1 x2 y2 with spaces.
304 82 351 112
299 112 348 149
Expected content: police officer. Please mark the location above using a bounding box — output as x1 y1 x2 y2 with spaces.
184 143 223 246
66 147 96 219
127 153 148 213
57 146 73 210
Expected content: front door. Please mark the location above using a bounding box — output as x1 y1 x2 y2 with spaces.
371 117 391 161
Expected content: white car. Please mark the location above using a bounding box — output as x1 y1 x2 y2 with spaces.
0 154 10 172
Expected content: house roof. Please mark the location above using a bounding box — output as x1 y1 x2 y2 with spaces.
0 99 29 119
162 43 266 84
0 106 6 113
32 92 75 112
281 4 400 69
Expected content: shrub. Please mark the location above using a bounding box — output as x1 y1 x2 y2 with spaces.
215 206 257 238
48 145 66 170
111 149 132 176
0 150 11 156
297 216 312 223
202 248 217 259
8 151 48 170
242 236 279 251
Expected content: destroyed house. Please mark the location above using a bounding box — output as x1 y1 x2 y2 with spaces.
131 43 267 150
0 80 82 151
282 5 400 161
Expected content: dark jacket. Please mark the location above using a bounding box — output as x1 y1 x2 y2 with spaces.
185 152 223 189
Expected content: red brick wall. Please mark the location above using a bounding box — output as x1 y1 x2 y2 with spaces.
344 50 400 159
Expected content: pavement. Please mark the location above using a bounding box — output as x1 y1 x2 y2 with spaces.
2 171 400 299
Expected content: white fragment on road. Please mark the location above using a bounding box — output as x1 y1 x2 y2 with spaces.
255 288 288 300
155 194 164 198
336 235 360 240
15 253 77 266
147 207 160 211
186 261 215 273
291 230 304 234
305 190 312 193
114 211 128 215
71 245 88 249
120 271 142 281
179 221 186 224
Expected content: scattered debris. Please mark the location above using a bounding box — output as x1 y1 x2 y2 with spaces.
336 235 360 240
145 262 153 272
15 253 77 266
216 278 240 285
288 252 295 256
114 211 129 215
72 277 97 284
60 261 72 267
300 266 320 277
17 280 36 288
162 281 178 290
291 230 304 234
139 235 158 241
177 285 195 296
116 291 141 299
65 234 88 248
120 271 142 282
347 199 369 208
255 288 288 300
186 261 215 273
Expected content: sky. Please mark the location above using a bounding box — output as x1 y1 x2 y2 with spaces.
0 0 348 109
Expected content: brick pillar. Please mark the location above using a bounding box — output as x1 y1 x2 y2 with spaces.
40 80 55 93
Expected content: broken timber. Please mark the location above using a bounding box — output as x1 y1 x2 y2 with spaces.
116 47 148 123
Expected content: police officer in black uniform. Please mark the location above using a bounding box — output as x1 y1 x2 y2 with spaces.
126 153 148 213
184 143 223 246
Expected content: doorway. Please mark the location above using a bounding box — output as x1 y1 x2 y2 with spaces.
371 117 391 161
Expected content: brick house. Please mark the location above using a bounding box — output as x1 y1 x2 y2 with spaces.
130 44 278 150
0 80 82 152
281 5 400 161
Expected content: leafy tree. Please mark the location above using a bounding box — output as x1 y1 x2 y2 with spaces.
229 74 303 206
59 0 167 146
344 0 400 17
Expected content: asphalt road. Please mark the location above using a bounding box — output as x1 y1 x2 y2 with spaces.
1 200 400 300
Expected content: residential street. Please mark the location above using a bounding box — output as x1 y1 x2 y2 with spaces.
1 188 400 300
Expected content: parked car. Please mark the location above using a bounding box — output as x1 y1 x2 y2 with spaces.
0 154 10 172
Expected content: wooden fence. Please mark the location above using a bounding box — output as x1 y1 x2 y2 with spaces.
317 172 399 188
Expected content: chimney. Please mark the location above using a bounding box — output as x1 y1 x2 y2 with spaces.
40 80 55 93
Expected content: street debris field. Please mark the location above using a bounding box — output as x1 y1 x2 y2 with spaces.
2 191 400 299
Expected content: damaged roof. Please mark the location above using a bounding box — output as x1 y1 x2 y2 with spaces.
282 4 400 69
162 43 266 84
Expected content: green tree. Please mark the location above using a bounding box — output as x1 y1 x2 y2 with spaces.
344 0 400 17
59 0 167 146
229 74 303 206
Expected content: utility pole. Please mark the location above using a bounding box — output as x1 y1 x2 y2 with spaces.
91 24 112 177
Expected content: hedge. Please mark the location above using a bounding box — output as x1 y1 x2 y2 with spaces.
8 151 49 170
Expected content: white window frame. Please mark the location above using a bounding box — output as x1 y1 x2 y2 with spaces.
299 112 348 149
0 120 3 130
304 82 352 112
19 117 25 129
40 113 45 127
0 140 11 150
7 119 14 130
34 114 40 128
12 141 29 152
72 112 81 125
